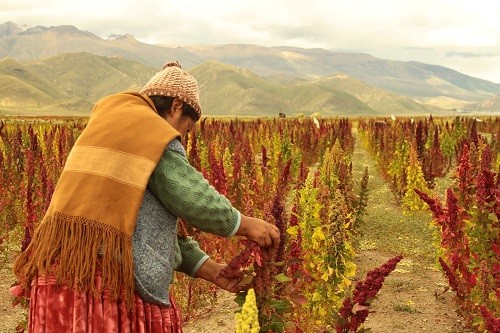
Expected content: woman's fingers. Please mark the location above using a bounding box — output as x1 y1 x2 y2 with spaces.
265 235 272 247
242 216 282 248
271 227 280 247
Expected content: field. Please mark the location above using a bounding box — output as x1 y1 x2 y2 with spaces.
0 115 498 332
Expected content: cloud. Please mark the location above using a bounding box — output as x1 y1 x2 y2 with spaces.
2 0 500 82
446 51 500 59
1 0 57 10
403 47 435 52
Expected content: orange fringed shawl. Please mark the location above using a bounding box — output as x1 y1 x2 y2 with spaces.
13 92 180 306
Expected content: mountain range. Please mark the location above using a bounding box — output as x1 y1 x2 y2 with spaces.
1 21 499 116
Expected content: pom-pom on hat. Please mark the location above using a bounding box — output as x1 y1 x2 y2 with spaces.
140 61 201 117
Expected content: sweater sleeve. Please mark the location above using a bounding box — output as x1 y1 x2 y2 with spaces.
176 236 209 277
148 140 241 237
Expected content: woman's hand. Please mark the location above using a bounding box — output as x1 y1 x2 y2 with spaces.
195 259 246 293
212 265 246 293
236 215 280 248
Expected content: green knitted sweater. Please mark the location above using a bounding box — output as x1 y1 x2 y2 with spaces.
133 139 240 305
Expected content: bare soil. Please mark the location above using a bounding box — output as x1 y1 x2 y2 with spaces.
0 266 26 333
183 291 238 333
352 250 471 333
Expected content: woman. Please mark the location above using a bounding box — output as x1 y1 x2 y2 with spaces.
12 61 280 332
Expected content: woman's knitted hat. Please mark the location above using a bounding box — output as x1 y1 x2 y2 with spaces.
140 61 201 117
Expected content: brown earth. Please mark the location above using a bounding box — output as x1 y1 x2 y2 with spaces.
351 250 471 333
0 265 26 333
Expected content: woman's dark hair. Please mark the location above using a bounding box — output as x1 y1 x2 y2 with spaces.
148 95 199 121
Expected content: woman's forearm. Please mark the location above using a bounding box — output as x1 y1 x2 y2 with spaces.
194 258 219 282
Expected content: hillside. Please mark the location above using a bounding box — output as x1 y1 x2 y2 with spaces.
0 58 63 110
184 44 500 103
191 61 381 117
27 52 155 101
1 21 500 112
465 94 500 113
0 55 443 116
311 74 444 115
0 22 202 69
0 53 156 115
189 61 286 116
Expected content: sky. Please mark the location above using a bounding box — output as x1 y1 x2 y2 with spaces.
2 0 500 83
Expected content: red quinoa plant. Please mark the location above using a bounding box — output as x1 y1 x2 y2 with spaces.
335 255 403 333
415 140 500 331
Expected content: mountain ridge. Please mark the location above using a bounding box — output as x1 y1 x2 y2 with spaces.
0 54 446 117
1 22 499 115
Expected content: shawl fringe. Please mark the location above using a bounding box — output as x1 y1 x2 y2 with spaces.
13 212 135 306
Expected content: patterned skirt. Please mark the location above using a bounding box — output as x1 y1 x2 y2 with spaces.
21 274 183 333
